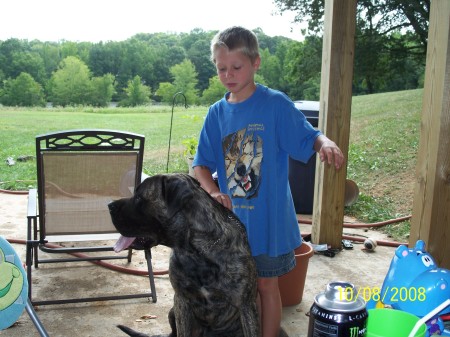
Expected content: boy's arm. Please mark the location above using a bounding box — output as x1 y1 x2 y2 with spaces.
313 135 345 170
193 166 232 210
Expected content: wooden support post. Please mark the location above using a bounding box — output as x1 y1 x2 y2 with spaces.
312 0 356 248
410 0 450 268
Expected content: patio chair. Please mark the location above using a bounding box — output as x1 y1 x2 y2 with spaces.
26 129 157 306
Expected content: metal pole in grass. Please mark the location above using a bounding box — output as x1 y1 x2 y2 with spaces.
166 92 188 173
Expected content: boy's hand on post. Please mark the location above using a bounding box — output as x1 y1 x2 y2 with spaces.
317 138 345 170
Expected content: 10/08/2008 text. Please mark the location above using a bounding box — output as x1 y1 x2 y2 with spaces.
339 286 426 303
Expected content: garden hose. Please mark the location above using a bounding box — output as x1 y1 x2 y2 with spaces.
298 215 411 247
5 238 169 276
2 189 409 263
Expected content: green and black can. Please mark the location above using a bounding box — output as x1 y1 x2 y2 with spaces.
307 281 368 337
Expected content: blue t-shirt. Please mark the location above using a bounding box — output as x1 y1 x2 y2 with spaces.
193 84 321 257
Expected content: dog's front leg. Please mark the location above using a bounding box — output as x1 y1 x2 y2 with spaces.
240 303 260 337
173 296 196 337
167 307 177 337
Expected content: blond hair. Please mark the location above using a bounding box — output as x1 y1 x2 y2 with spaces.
210 26 260 63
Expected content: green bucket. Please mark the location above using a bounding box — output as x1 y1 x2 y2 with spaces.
366 309 426 337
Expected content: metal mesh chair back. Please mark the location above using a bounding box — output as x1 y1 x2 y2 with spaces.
42 152 138 238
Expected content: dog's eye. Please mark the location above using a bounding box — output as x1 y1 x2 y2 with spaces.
133 195 149 214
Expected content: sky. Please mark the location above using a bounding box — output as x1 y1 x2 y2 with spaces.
1 0 305 43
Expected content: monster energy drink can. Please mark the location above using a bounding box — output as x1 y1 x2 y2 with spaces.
307 281 368 337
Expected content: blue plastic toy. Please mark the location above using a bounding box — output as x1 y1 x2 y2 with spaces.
0 236 28 330
0 236 49 336
377 240 450 336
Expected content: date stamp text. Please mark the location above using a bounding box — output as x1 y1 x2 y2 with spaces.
339 286 426 303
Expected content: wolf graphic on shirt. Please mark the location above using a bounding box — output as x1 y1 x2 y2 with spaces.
223 127 263 199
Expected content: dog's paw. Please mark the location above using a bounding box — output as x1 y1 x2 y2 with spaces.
117 324 150 337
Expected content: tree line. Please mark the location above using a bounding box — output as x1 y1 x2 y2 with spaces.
0 14 427 107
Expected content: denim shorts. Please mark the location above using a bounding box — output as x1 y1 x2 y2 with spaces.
254 250 296 278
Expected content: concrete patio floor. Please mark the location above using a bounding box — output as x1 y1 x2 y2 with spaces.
0 191 402 337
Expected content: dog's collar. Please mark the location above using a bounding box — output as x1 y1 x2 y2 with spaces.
198 214 246 256
227 214 247 235
199 237 222 256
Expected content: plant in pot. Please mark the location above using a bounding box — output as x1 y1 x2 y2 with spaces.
182 137 198 177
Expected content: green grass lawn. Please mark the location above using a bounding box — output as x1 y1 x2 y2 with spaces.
346 89 422 240
0 104 206 190
0 89 423 240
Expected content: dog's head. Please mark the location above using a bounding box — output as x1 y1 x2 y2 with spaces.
108 173 202 250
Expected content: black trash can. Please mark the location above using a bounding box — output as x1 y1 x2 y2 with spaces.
289 154 317 214
289 101 319 214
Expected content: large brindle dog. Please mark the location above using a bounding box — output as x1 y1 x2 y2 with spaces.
109 173 289 337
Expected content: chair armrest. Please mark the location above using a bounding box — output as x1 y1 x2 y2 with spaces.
27 188 38 219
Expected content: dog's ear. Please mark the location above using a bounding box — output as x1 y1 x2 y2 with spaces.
163 174 195 218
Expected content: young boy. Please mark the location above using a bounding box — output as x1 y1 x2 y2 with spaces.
193 26 344 337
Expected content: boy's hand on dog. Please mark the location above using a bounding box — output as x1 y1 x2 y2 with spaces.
211 192 232 210
194 166 233 210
